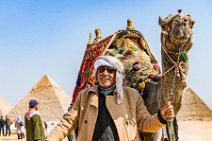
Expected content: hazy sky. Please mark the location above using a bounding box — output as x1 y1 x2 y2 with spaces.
0 0 212 108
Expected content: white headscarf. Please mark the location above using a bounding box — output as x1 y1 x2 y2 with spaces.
94 56 125 104
16 116 22 123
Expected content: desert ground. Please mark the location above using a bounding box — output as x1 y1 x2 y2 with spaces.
178 121 212 141
0 121 211 141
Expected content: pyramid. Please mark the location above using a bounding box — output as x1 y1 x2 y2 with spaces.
8 75 71 121
0 96 12 116
177 88 212 121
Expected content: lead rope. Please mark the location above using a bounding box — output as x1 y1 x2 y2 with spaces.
166 45 183 141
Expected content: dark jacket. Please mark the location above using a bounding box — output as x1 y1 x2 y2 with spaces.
0 118 5 127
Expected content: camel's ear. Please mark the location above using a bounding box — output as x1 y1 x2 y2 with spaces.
158 16 164 27
159 16 170 35
190 21 195 29
187 14 195 29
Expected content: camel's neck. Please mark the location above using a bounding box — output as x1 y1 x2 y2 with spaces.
160 32 192 115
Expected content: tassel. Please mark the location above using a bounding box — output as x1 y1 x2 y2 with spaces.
180 51 188 63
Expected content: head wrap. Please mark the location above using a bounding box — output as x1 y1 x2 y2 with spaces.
16 116 22 123
94 56 124 104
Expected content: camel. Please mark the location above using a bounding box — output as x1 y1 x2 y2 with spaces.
159 10 195 115
72 10 195 141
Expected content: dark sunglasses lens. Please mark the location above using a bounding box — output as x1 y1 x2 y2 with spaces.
98 67 105 73
98 66 115 73
107 68 115 73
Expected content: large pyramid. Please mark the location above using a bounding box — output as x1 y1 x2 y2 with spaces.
8 75 71 121
177 88 212 121
0 96 12 116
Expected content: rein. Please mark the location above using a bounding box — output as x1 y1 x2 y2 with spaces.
161 33 191 78
161 31 190 141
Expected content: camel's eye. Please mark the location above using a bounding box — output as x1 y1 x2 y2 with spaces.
174 20 181 25
174 21 180 27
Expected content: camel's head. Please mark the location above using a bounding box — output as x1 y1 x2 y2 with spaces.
159 10 195 45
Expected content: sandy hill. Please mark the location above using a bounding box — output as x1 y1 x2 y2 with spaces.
177 88 212 121
8 75 71 121
0 96 12 116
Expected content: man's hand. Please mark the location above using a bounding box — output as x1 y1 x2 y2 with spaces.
160 101 174 120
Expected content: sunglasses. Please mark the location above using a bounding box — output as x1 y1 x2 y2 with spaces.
98 66 116 74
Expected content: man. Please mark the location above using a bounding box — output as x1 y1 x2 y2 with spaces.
0 115 5 136
48 56 174 141
15 116 25 139
5 115 12 136
25 99 45 141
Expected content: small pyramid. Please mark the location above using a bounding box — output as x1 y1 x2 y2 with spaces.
8 75 71 121
177 88 212 121
0 96 12 115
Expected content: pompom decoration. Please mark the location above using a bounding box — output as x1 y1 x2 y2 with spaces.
153 64 160 71
133 61 139 65
180 51 188 63
132 64 140 71
129 48 135 54
149 73 154 79
152 75 161 82
138 81 145 91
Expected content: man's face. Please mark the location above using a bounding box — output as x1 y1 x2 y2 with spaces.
35 104 39 110
97 66 116 89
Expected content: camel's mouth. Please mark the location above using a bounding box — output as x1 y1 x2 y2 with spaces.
171 33 191 43
176 36 188 41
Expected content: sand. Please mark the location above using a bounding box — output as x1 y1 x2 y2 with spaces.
178 121 212 141
0 121 211 141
